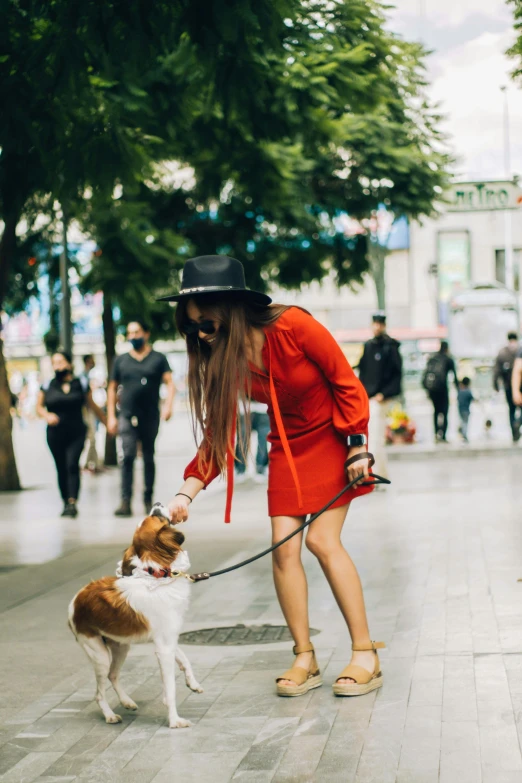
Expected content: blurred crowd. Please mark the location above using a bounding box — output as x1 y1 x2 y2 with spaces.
7 314 522 518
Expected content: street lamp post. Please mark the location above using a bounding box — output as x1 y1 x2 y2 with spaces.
501 85 514 291
59 206 72 355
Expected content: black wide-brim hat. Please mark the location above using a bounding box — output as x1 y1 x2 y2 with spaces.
157 255 272 306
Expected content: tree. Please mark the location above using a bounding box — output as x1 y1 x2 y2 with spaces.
1 0 452 488
507 0 522 79
0 0 186 488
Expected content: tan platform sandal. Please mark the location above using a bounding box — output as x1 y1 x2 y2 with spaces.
332 641 385 696
276 643 323 697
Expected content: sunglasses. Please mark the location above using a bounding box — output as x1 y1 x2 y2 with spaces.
182 320 217 337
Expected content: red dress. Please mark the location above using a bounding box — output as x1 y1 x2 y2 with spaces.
184 307 372 520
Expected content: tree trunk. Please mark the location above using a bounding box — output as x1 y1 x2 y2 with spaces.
367 236 388 312
0 213 22 491
0 338 21 490
102 292 118 466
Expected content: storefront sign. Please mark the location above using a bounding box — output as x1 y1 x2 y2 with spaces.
447 180 522 212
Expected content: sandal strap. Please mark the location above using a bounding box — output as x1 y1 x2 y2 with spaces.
352 641 385 652
293 642 315 655
336 663 377 685
276 665 309 686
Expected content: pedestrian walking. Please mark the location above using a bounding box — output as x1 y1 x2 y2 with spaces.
513 348 522 410
457 377 474 442
357 312 402 480
493 332 521 442
165 255 385 698
36 351 106 517
422 340 459 443
81 354 101 471
235 402 270 483
107 320 175 517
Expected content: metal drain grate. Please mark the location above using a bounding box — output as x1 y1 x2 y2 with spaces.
179 624 320 646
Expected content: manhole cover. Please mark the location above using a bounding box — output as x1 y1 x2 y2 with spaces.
179 624 320 646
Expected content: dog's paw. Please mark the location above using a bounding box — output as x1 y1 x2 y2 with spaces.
122 699 138 711
106 713 123 724
169 717 192 729
189 683 204 693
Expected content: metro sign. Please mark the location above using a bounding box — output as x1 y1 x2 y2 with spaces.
447 180 522 212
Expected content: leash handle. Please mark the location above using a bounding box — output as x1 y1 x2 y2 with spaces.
190 455 390 582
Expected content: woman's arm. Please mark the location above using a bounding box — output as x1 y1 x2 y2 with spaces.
291 309 371 483
36 390 59 426
291 309 369 436
168 476 205 524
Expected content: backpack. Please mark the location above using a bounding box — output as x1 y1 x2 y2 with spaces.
422 354 447 393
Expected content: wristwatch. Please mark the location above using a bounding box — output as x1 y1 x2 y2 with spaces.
347 434 367 447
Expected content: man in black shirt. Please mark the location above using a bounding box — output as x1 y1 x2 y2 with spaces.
494 333 521 442
422 340 459 443
108 320 175 516
358 313 403 480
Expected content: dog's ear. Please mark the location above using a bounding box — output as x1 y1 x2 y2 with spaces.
121 545 137 576
157 526 185 558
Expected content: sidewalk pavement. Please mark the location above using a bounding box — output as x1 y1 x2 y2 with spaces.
1 414 522 782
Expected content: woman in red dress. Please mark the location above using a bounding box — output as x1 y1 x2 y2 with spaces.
163 256 385 697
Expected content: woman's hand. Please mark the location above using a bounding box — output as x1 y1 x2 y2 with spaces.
107 415 118 436
168 495 191 525
46 413 60 426
345 446 371 487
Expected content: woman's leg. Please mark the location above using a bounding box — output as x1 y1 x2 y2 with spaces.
65 429 87 501
305 503 376 682
271 515 313 684
46 428 68 502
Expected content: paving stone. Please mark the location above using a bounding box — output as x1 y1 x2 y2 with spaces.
2 444 522 782
151 751 245 783
0 751 62 782
440 721 481 783
272 735 328 781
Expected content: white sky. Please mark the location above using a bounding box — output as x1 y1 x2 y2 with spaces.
389 0 522 180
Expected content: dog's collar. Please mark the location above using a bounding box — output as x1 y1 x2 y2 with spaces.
142 566 194 582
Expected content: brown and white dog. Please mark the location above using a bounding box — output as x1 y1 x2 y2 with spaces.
68 503 202 728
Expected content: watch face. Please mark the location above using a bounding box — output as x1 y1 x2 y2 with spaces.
349 435 366 446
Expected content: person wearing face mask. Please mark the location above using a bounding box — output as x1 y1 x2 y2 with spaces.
36 351 107 517
107 320 175 517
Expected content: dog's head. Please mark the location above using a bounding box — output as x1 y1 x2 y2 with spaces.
121 502 184 575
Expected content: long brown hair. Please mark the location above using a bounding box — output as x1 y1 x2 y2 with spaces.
175 295 291 479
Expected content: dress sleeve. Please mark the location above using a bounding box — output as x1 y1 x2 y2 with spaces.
183 437 221 487
291 309 369 436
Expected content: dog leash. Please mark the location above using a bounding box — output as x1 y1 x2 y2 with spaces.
188 452 390 583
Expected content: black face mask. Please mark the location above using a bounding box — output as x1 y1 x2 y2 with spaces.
130 337 145 351
55 369 69 382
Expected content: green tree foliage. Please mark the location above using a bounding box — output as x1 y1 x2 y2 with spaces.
507 0 522 79
0 0 451 488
